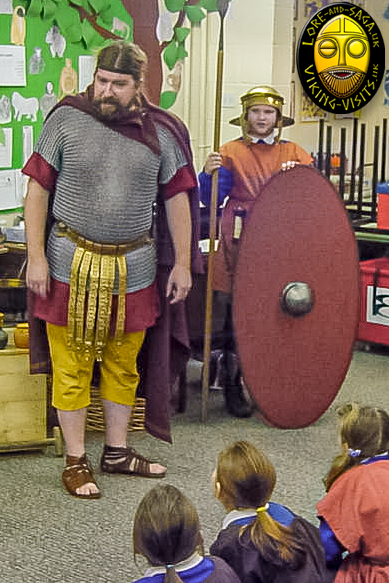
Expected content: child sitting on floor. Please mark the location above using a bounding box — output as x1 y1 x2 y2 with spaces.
317 403 389 581
132 484 242 583
210 440 335 583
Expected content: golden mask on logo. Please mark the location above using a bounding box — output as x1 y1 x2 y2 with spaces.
314 15 370 98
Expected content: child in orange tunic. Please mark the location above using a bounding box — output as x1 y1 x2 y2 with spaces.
198 86 312 419
317 403 389 582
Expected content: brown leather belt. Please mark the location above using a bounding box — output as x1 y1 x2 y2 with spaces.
55 221 152 255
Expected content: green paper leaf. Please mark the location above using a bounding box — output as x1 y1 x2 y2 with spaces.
88 0 111 13
163 40 178 70
160 90 177 109
176 44 188 60
174 26 190 43
199 0 219 11
70 40 86 51
184 5 206 24
0 128 5 146
164 0 185 13
62 23 83 43
68 0 89 8
81 17 104 48
97 6 113 26
42 0 57 20
27 0 43 18
55 2 81 32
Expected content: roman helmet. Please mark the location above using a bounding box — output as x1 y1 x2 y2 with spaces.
229 85 293 142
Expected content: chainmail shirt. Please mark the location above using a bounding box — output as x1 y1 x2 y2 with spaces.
34 106 187 293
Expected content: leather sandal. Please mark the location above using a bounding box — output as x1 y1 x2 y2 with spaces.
100 446 166 479
62 454 101 499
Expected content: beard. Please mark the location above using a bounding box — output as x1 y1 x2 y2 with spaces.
92 98 131 120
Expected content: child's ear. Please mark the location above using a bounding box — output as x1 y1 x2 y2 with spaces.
214 480 221 499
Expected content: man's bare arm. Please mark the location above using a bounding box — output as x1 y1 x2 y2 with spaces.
24 178 50 297
164 192 192 304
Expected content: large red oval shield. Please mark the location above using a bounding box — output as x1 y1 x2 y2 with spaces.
233 165 360 428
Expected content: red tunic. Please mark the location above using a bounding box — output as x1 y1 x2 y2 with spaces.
316 461 389 582
214 140 312 293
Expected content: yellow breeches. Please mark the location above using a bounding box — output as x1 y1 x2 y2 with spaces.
46 323 145 411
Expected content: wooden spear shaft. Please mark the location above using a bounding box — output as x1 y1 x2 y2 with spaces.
201 1 228 422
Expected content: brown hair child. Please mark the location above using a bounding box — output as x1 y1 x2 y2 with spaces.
132 484 242 583
211 440 334 583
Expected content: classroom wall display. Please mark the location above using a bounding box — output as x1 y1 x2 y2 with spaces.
301 89 328 122
0 1 132 211
124 0 233 110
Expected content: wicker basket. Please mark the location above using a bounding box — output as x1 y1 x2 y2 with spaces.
86 385 146 432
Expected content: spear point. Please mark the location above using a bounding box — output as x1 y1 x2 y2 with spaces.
217 0 230 19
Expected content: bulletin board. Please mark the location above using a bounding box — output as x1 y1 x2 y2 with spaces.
0 0 132 212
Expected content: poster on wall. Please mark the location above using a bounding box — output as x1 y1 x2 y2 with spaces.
0 127 12 167
304 0 364 17
0 0 12 14
301 90 328 122
0 45 26 86
22 126 33 165
0 169 18 209
304 1 330 18
78 55 96 92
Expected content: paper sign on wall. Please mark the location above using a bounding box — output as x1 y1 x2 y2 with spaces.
0 169 18 209
0 127 12 167
22 125 33 164
0 0 12 14
78 55 95 92
0 45 26 86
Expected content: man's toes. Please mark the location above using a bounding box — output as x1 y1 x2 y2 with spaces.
149 462 166 475
76 482 100 496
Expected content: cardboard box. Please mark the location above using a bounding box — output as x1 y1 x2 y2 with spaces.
358 257 389 345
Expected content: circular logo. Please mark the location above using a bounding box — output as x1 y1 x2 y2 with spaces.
297 2 385 114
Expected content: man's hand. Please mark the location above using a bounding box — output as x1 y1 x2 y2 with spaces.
164 192 192 304
204 152 223 175
166 263 192 304
26 256 50 297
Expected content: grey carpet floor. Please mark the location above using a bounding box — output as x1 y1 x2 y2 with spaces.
1 346 389 582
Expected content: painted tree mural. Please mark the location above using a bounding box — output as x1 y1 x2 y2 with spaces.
17 0 232 107
18 0 132 48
